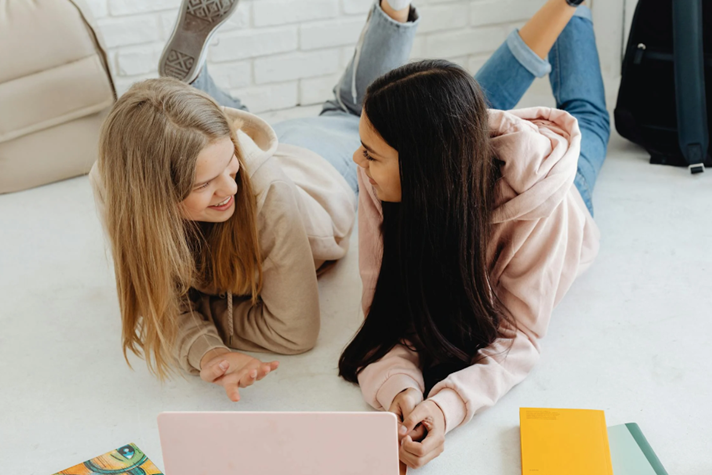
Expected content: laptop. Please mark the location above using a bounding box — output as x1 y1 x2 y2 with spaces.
158 411 406 475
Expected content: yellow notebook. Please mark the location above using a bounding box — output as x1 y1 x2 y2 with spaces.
520 408 613 475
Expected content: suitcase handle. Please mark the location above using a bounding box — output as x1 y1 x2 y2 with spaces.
673 0 708 173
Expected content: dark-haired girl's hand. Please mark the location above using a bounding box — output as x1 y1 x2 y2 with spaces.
200 348 279 402
397 400 446 469
389 388 426 442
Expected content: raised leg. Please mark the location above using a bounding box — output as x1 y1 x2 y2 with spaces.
548 9 610 216
320 1 419 116
473 0 579 110
191 66 249 111
473 2 608 216
273 1 420 193
159 0 241 84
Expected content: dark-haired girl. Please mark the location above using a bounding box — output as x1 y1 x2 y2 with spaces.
339 0 608 469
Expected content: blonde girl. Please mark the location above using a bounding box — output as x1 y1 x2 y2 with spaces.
91 0 419 401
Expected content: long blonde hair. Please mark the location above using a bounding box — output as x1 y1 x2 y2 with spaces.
98 78 262 379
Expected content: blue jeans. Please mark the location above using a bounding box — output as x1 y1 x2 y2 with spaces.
192 1 420 193
475 6 610 216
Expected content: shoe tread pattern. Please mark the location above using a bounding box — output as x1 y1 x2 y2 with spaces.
163 49 195 80
186 0 236 24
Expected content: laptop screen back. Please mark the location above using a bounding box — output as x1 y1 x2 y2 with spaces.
158 411 399 475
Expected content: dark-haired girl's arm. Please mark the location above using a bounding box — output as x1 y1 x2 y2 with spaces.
425 195 596 433
358 187 598 436
357 343 424 410
356 167 426 409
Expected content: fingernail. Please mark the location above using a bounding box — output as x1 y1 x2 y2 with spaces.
399 425 407 435
219 361 228 370
251 369 257 378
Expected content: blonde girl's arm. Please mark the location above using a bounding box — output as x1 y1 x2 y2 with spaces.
228 180 321 355
90 164 232 376
174 295 231 375
174 180 319 371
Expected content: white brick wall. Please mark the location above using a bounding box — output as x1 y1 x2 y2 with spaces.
84 0 613 115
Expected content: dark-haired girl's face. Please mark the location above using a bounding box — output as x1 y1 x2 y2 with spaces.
354 112 401 202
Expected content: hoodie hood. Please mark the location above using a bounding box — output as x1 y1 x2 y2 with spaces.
223 107 279 175
488 107 582 223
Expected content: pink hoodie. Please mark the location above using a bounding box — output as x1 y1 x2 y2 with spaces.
356 107 601 433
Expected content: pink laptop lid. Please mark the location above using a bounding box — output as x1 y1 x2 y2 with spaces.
158 411 400 475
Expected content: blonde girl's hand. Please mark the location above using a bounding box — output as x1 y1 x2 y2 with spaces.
200 348 279 402
388 388 426 442
397 400 446 469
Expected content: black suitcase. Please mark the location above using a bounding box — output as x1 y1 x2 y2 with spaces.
615 0 711 174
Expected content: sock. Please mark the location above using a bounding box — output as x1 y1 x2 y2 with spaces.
384 0 411 11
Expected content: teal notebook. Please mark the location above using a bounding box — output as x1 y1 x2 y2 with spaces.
608 423 668 475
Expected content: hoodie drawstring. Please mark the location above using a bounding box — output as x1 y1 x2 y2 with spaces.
227 290 233 346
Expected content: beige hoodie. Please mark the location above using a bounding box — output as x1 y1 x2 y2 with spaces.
356 107 601 433
91 108 356 374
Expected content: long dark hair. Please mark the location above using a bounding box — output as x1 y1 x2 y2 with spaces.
338 60 513 389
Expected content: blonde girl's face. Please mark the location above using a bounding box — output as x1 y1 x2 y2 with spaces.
353 111 402 202
180 136 240 222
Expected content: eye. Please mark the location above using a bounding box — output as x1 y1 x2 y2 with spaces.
362 149 375 162
116 445 135 459
196 181 211 190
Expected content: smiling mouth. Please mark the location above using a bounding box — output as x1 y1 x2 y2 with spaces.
209 195 233 209
213 196 230 206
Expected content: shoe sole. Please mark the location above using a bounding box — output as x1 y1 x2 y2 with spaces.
159 0 240 83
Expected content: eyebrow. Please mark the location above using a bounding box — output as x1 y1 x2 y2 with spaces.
194 152 235 187
360 141 381 157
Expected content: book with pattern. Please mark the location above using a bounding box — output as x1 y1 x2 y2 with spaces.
53 443 163 475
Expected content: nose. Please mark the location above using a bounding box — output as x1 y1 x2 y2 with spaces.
217 169 238 197
353 146 368 169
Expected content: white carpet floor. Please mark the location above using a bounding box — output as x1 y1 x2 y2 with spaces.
1 107 710 473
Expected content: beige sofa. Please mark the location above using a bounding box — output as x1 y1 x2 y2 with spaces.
0 0 116 194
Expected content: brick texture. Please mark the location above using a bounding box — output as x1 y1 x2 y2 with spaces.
86 0 558 114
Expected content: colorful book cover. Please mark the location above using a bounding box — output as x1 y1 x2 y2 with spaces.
519 407 613 475
53 443 163 475
608 423 669 475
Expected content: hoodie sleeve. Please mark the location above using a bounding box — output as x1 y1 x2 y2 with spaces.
355 168 426 409
357 343 425 411
175 297 230 375
428 194 588 433
90 162 230 375
227 180 321 355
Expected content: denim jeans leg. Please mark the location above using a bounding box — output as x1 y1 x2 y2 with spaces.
274 1 420 193
474 29 551 110
548 7 610 216
321 0 420 116
191 66 249 111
